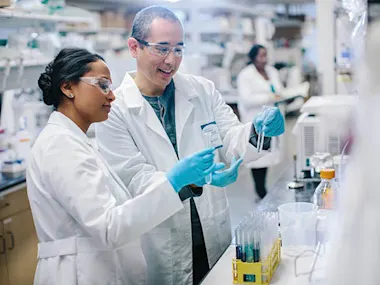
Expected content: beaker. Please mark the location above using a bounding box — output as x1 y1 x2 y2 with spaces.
278 202 318 257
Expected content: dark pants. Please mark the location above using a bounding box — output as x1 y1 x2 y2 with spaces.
190 198 209 285
251 168 268 199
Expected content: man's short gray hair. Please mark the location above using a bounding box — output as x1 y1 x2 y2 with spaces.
131 6 183 41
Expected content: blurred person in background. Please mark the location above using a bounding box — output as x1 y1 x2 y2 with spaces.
237 44 284 200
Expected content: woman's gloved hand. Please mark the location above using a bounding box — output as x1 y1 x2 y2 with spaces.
195 156 244 188
167 147 218 192
253 107 285 137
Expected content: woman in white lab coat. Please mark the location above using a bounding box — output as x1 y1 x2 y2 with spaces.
237 45 283 199
27 48 218 285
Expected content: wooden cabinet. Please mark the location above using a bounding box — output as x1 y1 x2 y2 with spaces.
0 188 37 285
0 222 8 285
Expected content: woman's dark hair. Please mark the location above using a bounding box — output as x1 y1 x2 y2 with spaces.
248 44 266 65
38 48 104 109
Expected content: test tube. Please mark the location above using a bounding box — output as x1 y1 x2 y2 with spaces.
257 106 269 154
203 131 213 185
259 131 265 153
246 230 254 263
255 232 261 262
253 230 262 263
235 226 242 260
241 225 247 262
257 132 261 154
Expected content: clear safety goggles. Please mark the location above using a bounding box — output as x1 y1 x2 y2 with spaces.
134 38 185 57
80 77 112 95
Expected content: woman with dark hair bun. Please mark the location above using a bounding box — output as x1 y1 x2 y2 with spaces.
236 45 284 200
27 48 219 284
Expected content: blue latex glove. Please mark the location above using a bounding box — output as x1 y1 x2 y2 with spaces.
195 156 244 188
167 147 218 192
253 107 285 137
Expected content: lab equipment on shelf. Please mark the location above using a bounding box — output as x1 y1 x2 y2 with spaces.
312 169 336 210
232 211 280 284
256 106 269 154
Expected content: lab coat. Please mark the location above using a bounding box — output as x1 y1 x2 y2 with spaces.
95 72 266 285
237 64 284 168
27 111 184 285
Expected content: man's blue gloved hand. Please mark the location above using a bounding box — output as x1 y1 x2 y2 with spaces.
195 156 244 188
253 107 285 137
167 147 218 192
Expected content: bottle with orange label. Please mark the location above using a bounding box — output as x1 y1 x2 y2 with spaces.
312 169 336 210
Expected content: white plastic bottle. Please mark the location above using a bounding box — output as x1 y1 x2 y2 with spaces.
15 117 32 163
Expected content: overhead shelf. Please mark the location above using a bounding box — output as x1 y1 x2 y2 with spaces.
197 29 255 37
0 7 94 28
0 58 51 69
59 26 128 35
166 1 260 17
0 58 51 91
274 19 303 28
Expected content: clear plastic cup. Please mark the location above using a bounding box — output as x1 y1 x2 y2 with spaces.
278 202 318 257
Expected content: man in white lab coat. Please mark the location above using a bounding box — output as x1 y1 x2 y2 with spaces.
96 6 285 285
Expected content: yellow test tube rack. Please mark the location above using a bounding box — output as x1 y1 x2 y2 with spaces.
232 239 281 285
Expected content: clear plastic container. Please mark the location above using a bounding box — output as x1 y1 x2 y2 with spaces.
202 130 213 185
278 202 318 257
312 169 336 210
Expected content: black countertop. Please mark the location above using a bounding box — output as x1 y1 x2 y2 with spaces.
0 172 26 193
256 167 320 212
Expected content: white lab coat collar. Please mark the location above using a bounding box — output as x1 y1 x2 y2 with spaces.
248 64 274 87
118 71 199 154
48 112 132 196
47 111 90 145
119 71 199 110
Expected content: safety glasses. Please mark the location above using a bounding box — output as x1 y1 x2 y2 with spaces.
80 77 112 95
134 38 185 58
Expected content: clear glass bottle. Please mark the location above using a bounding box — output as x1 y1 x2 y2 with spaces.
312 169 336 210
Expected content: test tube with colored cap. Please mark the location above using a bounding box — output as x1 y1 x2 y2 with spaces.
203 131 213 184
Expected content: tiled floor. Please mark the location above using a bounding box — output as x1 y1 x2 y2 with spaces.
225 116 298 230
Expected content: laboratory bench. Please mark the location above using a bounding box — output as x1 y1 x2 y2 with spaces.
0 172 26 197
0 167 322 285
201 168 321 285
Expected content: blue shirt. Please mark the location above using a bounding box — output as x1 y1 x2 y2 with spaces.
143 80 178 153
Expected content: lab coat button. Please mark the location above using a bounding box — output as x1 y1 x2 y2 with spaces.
185 233 190 239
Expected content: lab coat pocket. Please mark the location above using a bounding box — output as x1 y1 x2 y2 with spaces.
114 241 147 285
141 228 173 284
76 250 117 285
